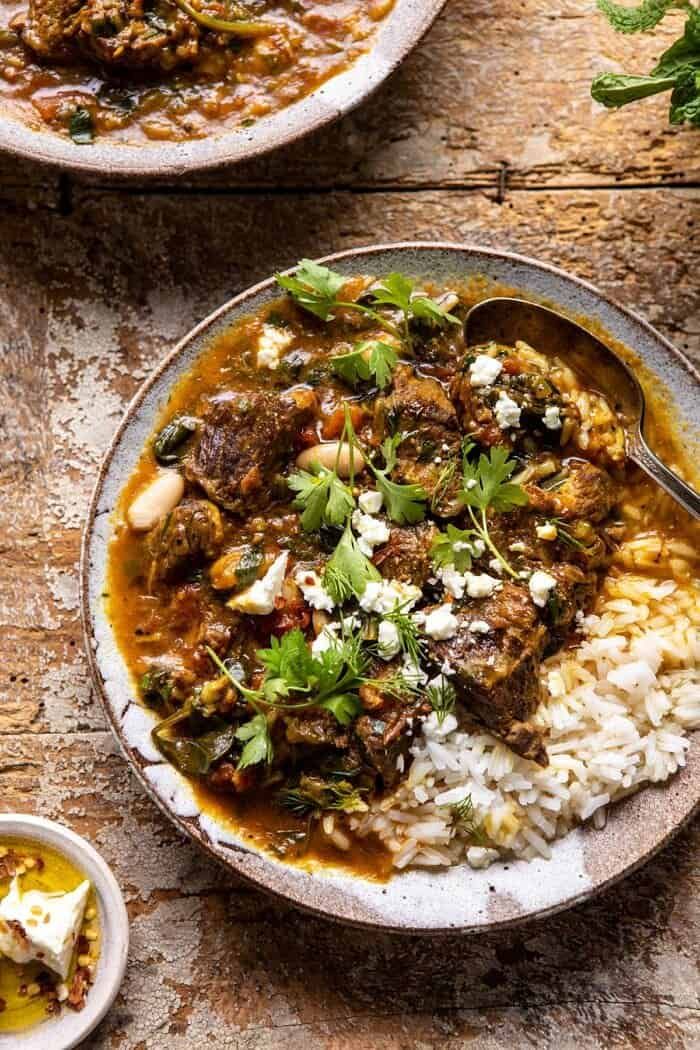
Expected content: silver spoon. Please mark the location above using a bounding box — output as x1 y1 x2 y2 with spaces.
464 296 700 521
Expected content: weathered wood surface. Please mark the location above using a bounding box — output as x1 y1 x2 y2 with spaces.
1 0 700 1046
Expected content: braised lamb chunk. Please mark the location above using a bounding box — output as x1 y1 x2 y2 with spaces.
284 711 349 749
525 458 616 523
22 0 202 70
372 522 439 588
374 365 463 516
424 583 548 765
184 388 316 513
146 499 223 585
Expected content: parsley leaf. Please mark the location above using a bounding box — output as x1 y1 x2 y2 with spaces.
257 629 314 701
275 259 346 320
431 524 478 572
369 273 460 343
367 433 428 525
323 521 381 604
288 463 355 531
236 713 273 770
459 445 528 578
331 340 398 391
318 692 362 725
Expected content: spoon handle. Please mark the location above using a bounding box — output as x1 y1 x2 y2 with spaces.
632 438 700 521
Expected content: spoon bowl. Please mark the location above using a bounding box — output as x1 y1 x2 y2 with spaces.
465 296 700 521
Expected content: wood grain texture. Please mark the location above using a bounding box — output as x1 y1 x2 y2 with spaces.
1 0 699 1043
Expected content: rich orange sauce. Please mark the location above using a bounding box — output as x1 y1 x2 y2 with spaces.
105 275 700 879
0 0 394 143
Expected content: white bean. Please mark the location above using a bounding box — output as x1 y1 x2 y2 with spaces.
127 470 184 531
296 441 365 477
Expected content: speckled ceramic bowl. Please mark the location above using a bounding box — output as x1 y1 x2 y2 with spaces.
81 242 700 933
0 0 446 177
0 814 129 1048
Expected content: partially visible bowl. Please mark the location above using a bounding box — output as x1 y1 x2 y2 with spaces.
0 0 446 177
81 242 700 934
0 814 129 1050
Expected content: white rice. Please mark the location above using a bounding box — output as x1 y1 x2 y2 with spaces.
350 572 700 870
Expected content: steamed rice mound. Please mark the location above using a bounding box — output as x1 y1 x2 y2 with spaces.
352 560 700 870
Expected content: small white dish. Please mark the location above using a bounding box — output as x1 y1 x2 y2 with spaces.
0 814 129 1050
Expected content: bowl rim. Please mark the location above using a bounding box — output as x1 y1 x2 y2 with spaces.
0 0 447 177
80 240 700 934
0 813 129 1048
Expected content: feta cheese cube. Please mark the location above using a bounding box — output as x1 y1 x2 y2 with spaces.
293 568 335 611
465 572 499 599
228 551 288 615
0 877 91 979
351 509 391 557
256 324 294 370
377 620 401 660
529 569 557 608
469 354 502 388
494 391 521 429
358 489 383 514
437 564 468 600
423 603 458 640
543 405 562 430
536 522 558 541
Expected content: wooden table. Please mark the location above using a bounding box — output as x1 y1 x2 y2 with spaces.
2 0 699 1045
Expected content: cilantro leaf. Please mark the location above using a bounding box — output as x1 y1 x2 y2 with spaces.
431 525 478 572
367 434 427 525
288 463 355 531
323 521 381 604
275 259 345 320
235 713 273 770
331 340 398 391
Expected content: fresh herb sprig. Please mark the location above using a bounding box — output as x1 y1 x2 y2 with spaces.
287 410 357 531
427 676 457 725
382 601 424 665
366 433 428 525
451 794 490 846
323 521 381 604
459 444 528 578
431 524 480 573
278 778 369 816
591 1 700 127
331 339 398 391
276 259 460 351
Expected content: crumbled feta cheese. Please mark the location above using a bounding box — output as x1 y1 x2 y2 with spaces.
229 551 288 615
466 846 500 869
494 391 522 429
293 568 335 611
377 620 401 660
536 522 558 541
469 354 502 388
509 540 526 553
351 509 391 557
529 569 557 607
437 564 468 600
465 572 499 599
440 659 456 675
468 619 491 634
465 479 477 491
360 579 421 615
256 324 294 370
0 877 90 979
424 603 458 640
358 489 383 514
488 557 503 576
543 405 562 430
402 653 428 687
311 615 360 655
